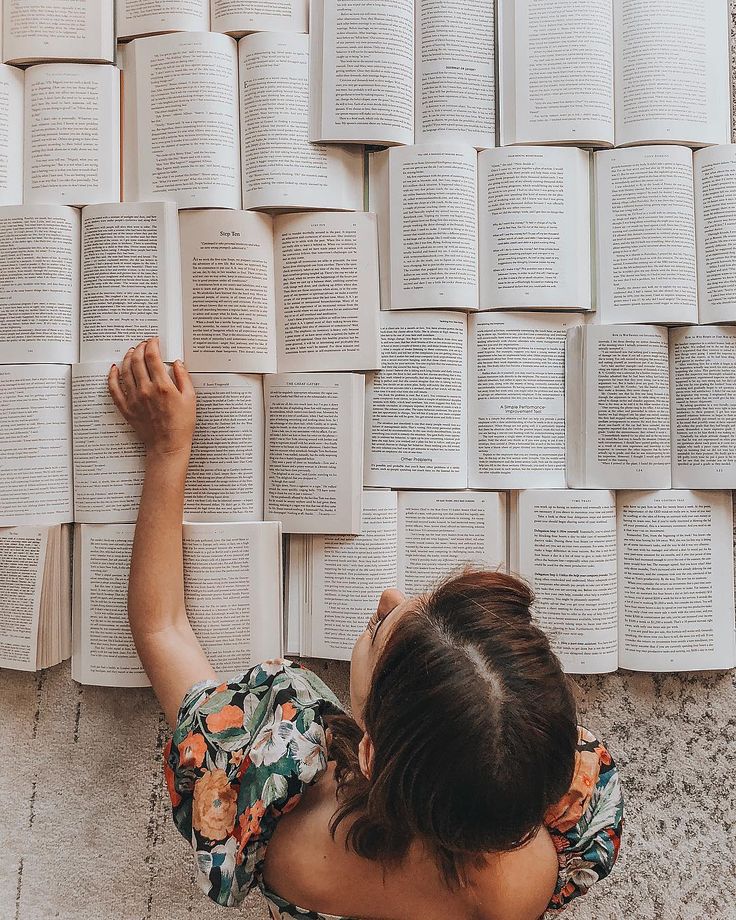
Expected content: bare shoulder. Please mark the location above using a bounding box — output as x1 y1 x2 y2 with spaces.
468 826 559 920
265 767 560 920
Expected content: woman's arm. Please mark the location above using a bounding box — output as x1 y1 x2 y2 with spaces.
108 337 216 727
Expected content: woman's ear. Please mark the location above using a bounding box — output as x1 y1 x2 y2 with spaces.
358 731 375 780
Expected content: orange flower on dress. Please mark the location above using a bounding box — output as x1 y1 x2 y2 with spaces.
206 704 245 733
235 753 252 779
281 702 297 722
192 768 238 841
544 749 601 833
594 743 612 766
163 740 181 807
559 880 577 901
279 793 302 815
236 800 267 860
177 731 208 769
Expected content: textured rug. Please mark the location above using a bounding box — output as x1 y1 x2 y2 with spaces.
3 11 736 920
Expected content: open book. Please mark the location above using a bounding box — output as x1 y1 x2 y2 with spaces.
181 209 380 373
0 203 380 372
0 523 71 671
499 0 730 148
122 30 363 211
72 521 283 687
310 0 495 148
511 489 736 674
369 143 592 311
2 0 114 64
71 367 364 535
0 62 120 206
566 324 736 489
594 145 736 325
116 0 308 41
371 142 736 320
287 489 506 660
0 202 180 364
365 310 581 491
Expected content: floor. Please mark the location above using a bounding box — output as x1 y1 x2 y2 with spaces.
2 659 735 919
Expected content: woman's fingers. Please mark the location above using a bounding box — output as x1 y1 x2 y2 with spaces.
120 345 136 395
144 337 174 388
172 359 195 399
376 588 406 617
107 364 128 417
108 339 196 455
130 340 152 387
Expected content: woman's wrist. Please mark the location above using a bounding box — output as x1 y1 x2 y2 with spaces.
145 444 192 467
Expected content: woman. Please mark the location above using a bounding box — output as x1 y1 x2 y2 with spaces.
109 338 624 920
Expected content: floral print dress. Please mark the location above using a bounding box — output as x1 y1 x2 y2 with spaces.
164 660 624 919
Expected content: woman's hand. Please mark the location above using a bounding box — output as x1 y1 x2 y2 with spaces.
108 337 196 459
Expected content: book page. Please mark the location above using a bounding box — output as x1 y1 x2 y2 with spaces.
513 489 618 674
71 364 146 524
3 0 114 64
594 146 697 325
618 490 736 671
614 0 730 147
116 0 209 40
415 0 494 148
186 374 265 522
367 149 392 307
123 32 241 209
0 525 48 671
23 63 120 206
0 204 79 363
0 64 23 205
365 311 467 489
313 0 414 145
694 145 736 324
578 325 672 489
305 490 398 660
670 326 736 489
36 523 68 669
81 202 183 364
478 147 591 310
502 0 614 146
72 523 149 687
74 522 283 687
181 209 276 374
0 364 73 525
469 312 582 489
397 491 506 596
212 0 308 34
264 373 364 534
386 144 478 309
239 31 363 210
285 533 307 655
274 211 380 373
182 522 283 668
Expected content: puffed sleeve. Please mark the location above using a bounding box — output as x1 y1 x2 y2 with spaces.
163 659 344 908
543 726 625 913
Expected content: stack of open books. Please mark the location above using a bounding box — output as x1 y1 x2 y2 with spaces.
1 0 735 682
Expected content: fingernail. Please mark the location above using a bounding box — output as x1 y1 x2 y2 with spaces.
110 363 116 371
127 347 134 353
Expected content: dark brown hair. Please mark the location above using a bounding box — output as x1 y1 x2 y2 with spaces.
327 568 578 888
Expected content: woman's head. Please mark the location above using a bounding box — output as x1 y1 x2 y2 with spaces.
330 568 578 886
